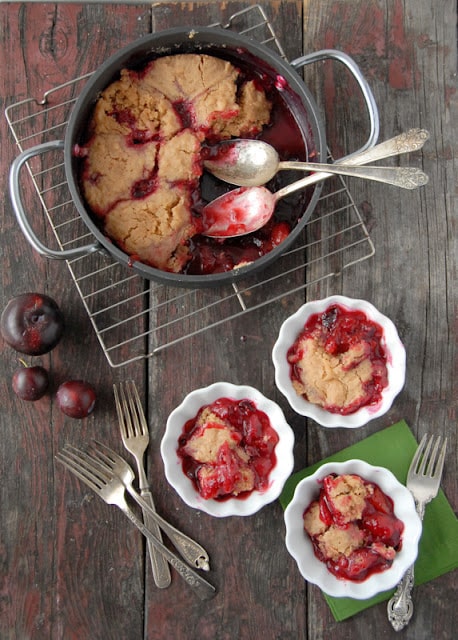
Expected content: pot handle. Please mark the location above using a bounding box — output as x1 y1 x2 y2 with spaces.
9 140 101 260
291 49 379 159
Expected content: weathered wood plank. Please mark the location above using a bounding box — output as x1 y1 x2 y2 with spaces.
1 5 151 640
301 1 457 638
146 3 309 639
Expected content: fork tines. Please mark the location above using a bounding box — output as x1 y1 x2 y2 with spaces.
56 445 108 492
56 442 118 489
114 381 148 438
411 433 447 478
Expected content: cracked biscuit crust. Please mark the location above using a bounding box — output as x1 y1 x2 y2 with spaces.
80 54 271 273
292 336 374 410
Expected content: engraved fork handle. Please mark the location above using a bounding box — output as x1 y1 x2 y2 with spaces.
387 565 415 630
125 481 210 571
387 500 426 630
119 503 216 601
140 487 172 588
134 459 171 588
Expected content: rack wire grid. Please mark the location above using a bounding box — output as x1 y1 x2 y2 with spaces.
5 5 375 368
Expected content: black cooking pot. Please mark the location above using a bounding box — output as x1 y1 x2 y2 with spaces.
10 26 378 288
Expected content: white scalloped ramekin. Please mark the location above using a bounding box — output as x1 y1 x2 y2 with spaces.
284 459 422 599
160 382 295 517
272 295 406 428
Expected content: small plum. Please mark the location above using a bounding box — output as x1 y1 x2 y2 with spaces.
1 293 64 355
12 364 49 401
56 380 96 419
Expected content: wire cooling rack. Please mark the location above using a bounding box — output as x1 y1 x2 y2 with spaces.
5 5 375 367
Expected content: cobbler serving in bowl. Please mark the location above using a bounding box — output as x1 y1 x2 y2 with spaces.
272 295 406 428
160 382 295 517
284 460 422 599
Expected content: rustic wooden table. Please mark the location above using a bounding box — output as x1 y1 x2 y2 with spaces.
0 2 456 639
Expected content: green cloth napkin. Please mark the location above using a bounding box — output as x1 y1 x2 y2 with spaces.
279 420 458 621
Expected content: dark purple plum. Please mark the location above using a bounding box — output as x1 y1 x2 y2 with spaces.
1 293 64 355
56 380 96 419
12 364 49 401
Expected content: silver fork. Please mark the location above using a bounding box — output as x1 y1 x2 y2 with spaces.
114 381 171 589
56 444 216 601
89 439 210 570
387 434 447 631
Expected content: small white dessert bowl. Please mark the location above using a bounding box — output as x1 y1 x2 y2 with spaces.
283 459 422 599
272 295 406 428
160 381 295 517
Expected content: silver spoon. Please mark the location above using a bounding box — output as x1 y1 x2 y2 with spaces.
204 138 428 188
201 129 430 237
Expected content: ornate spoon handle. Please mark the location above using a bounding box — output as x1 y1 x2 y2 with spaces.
275 128 429 200
339 128 430 165
277 163 428 189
